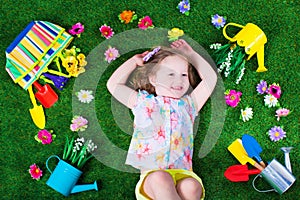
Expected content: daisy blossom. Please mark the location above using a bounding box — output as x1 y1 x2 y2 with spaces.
99 24 114 39
241 107 253 122
104 46 120 63
178 0 190 15
211 14 226 29
268 126 286 142
29 164 43 180
77 90 94 103
275 108 290 121
256 80 268 94
264 94 279 108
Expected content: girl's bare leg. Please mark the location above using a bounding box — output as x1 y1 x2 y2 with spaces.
176 177 203 200
143 171 181 200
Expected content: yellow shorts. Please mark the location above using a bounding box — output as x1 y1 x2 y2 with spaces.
135 169 205 200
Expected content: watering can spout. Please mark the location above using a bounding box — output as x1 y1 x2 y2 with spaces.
280 147 293 173
70 181 98 194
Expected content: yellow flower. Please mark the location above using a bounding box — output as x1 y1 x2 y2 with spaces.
62 56 78 71
68 66 86 77
171 132 183 150
63 47 77 56
168 28 184 41
77 53 87 67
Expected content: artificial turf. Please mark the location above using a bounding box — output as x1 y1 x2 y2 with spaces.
0 0 299 199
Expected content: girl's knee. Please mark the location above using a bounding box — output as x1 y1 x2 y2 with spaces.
176 178 203 199
146 170 174 185
143 171 177 199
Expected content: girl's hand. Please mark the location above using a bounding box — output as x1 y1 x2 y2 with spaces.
132 51 149 66
171 39 194 54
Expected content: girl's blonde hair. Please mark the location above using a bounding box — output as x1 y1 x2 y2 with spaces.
129 47 200 95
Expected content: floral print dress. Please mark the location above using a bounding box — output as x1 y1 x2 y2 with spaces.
125 90 198 171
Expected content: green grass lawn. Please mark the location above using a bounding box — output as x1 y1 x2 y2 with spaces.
0 0 299 199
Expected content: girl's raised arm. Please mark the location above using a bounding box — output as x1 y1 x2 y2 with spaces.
189 50 217 112
107 53 147 109
171 39 217 112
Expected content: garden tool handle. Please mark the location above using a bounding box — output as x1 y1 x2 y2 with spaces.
253 162 265 171
249 169 262 175
259 161 266 168
33 81 43 91
28 85 37 106
47 69 71 78
46 155 61 174
223 22 245 42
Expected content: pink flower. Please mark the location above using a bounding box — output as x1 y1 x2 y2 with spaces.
268 83 281 99
138 16 154 30
275 108 290 121
35 129 54 144
68 22 84 36
154 127 166 143
29 164 42 180
99 24 114 39
183 148 192 169
170 112 178 129
104 46 120 63
224 90 242 107
70 116 88 131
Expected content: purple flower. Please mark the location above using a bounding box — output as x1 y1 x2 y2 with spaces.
211 14 226 29
42 73 69 90
268 126 286 142
269 83 281 99
178 0 190 15
256 80 268 94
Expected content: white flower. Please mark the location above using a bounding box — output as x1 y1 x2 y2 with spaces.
264 94 278 108
77 90 94 103
209 43 222 49
236 66 246 84
241 107 253 122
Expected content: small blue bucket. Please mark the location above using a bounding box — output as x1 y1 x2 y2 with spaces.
46 155 82 196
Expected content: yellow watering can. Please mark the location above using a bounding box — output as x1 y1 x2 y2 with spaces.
223 23 268 72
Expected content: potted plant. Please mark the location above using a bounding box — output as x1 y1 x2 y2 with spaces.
45 136 98 196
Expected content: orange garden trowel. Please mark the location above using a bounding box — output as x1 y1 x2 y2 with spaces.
33 81 58 108
28 85 45 129
228 139 265 171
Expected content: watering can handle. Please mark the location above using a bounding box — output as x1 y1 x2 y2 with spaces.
252 174 275 193
223 22 245 42
46 155 61 174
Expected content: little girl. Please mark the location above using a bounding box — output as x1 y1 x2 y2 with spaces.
107 39 217 200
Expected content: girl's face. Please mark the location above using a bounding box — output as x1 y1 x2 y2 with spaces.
150 55 190 98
